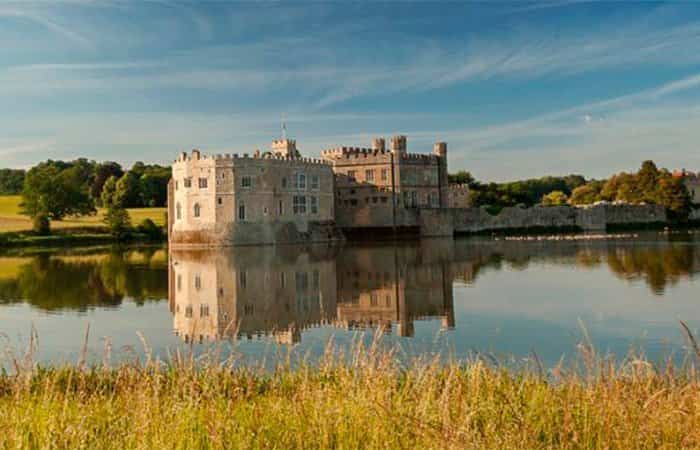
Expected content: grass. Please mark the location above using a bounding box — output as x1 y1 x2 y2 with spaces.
2 330 700 449
0 195 166 233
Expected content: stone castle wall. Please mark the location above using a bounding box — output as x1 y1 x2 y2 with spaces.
419 204 667 236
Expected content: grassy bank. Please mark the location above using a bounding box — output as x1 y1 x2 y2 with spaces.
0 195 165 233
0 195 167 247
2 341 700 449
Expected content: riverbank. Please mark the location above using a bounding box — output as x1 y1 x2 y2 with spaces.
2 341 699 449
0 228 166 248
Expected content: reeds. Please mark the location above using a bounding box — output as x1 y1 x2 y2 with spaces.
1 329 700 449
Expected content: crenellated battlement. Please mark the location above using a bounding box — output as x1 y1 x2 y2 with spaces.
174 149 331 166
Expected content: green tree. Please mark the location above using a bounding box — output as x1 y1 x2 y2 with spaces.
101 176 119 208
569 181 603 205
0 169 26 195
91 162 123 204
20 162 96 228
448 171 476 187
541 190 568 206
104 206 132 239
114 172 141 208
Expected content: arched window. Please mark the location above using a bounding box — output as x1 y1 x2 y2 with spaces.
194 203 201 218
176 202 182 220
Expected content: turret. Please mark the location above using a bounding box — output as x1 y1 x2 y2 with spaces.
371 137 386 151
271 139 298 158
390 135 407 155
433 142 447 158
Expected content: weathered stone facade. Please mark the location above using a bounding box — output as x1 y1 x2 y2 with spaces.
168 135 673 246
320 135 449 230
169 140 339 247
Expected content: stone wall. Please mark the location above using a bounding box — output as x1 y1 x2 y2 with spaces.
420 204 667 236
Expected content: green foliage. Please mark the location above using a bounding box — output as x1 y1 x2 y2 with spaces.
468 175 586 208
91 162 124 204
136 218 164 241
114 172 141 208
103 206 131 239
600 161 691 217
20 161 96 222
541 190 568 206
569 181 604 205
32 214 50 235
0 169 25 195
448 170 476 187
100 175 119 208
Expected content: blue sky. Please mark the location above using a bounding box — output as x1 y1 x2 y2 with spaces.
2 1 700 180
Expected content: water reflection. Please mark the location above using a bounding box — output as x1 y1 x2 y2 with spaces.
169 244 455 344
168 235 700 345
0 249 168 311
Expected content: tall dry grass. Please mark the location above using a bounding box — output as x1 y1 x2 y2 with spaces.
1 326 700 449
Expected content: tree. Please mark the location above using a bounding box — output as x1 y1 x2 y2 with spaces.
104 206 131 239
91 162 123 204
101 176 119 208
20 162 95 227
0 169 26 195
656 174 690 218
448 171 476 187
569 181 604 205
541 190 568 206
114 172 141 208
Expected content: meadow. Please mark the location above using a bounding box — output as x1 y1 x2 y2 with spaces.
1 334 700 449
0 195 165 233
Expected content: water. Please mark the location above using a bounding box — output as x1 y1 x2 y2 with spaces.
1 232 699 367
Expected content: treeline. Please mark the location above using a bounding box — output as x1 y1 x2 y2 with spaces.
450 160 692 218
14 158 170 235
448 171 586 208
0 169 25 195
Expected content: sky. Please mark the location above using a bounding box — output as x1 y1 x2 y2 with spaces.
1 1 700 181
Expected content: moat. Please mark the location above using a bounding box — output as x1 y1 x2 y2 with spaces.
1 232 698 367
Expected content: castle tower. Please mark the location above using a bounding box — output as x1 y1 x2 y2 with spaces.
271 139 298 158
371 137 386 151
433 142 447 158
390 135 407 155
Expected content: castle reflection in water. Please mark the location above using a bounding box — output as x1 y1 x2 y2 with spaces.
169 242 456 344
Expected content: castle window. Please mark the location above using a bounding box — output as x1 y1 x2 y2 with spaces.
310 196 318 214
311 174 320 190
381 197 388 204
381 169 388 181
278 200 284 216
239 271 247 288
193 203 201 217
195 275 202 291
263 207 269 215
217 197 223 206
238 202 246 221
241 176 252 189
365 170 374 182
185 306 193 318
175 180 179 190
294 172 306 190
293 195 307 214
372 197 378 203
200 304 209 317
411 191 418 207
350 199 358 206
198 177 208 188
282 177 287 188
176 202 182 220
184 178 192 188
347 171 356 182
177 274 182 291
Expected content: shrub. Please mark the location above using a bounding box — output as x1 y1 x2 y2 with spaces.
137 218 164 241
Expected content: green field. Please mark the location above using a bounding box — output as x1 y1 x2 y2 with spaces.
0 195 166 233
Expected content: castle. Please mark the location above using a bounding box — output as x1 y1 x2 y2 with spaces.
167 134 667 247
168 135 462 246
